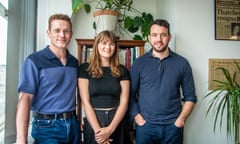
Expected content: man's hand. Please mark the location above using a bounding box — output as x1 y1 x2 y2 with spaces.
134 113 146 126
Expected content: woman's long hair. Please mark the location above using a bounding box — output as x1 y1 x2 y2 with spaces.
87 30 121 78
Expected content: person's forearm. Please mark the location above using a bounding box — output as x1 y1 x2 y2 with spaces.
78 78 101 132
16 92 32 144
108 80 129 133
176 101 195 126
108 101 128 133
83 104 101 132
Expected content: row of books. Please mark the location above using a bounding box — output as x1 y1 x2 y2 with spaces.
80 46 141 70
119 47 140 70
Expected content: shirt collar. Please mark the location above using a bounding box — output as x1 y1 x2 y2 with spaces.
146 47 175 59
45 45 70 59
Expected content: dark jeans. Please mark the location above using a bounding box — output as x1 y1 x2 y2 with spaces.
31 115 81 144
83 109 131 144
135 122 183 144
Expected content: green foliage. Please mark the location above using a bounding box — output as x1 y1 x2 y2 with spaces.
72 0 91 13
84 3 91 13
72 0 82 13
124 12 153 40
95 0 133 11
71 0 154 40
204 62 240 144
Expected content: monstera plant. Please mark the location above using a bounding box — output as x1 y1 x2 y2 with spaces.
205 62 240 144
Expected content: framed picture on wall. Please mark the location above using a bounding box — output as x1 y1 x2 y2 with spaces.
215 0 240 40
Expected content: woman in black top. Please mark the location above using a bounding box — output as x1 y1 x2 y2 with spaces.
78 30 130 144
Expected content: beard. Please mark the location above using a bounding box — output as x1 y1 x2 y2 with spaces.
152 44 168 53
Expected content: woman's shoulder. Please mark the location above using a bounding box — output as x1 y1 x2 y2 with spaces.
79 62 89 69
119 64 128 71
78 62 90 78
119 64 130 79
80 62 89 66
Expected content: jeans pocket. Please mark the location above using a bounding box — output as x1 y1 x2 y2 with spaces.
33 118 55 128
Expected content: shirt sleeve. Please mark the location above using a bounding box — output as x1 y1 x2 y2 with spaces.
128 60 141 122
181 60 197 103
17 58 39 95
120 65 130 81
78 63 90 79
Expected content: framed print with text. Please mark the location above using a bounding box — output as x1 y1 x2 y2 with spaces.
215 0 240 40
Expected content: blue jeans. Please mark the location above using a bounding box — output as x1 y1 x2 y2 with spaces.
135 122 183 144
31 115 81 144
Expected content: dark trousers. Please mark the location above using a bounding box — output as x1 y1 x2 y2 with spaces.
135 122 183 144
83 109 132 144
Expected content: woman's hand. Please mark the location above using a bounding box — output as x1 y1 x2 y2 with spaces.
95 127 113 144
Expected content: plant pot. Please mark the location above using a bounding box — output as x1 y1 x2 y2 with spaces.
93 10 120 35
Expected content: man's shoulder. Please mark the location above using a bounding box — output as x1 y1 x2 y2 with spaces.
28 47 48 59
170 51 189 63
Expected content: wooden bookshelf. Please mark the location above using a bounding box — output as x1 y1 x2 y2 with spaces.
76 38 146 64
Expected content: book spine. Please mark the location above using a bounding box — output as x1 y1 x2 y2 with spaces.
125 48 131 70
81 45 87 63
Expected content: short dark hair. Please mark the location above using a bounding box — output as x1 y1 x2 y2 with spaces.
48 14 72 31
150 19 170 34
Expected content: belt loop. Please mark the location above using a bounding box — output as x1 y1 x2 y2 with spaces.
54 114 58 119
63 113 67 119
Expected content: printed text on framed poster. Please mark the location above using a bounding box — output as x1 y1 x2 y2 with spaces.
215 0 240 40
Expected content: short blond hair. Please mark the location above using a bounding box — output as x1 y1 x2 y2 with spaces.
48 14 72 30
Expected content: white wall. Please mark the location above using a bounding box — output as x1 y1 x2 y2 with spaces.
37 0 240 144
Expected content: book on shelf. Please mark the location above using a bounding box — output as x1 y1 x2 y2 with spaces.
81 46 93 63
119 49 126 65
125 48 131 70
81 45 87 63
135 46 140 58
130 48 136 66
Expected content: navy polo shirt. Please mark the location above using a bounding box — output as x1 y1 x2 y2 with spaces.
129 49 197 124
18 46 78 114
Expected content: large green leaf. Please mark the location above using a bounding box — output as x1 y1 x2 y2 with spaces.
72 0 84 13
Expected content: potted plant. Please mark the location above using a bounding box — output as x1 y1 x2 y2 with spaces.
92 0 133 35
72 0 133 35
71 0 153 40
204 62 240 144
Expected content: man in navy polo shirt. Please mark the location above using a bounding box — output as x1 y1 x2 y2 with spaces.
16 14 80 144
129 19 197 144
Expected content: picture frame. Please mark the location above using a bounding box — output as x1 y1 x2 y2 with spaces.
215 0 240 40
